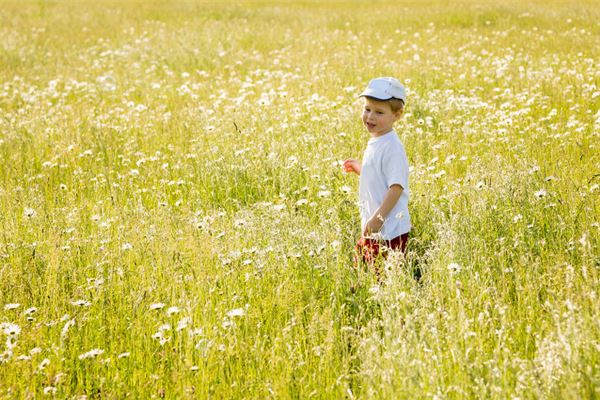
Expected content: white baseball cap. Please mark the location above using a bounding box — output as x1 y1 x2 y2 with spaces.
359 77 406 103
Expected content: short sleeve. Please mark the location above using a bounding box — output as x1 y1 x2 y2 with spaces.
382 143 409 190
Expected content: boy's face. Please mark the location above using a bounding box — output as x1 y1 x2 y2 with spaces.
361 97 402 137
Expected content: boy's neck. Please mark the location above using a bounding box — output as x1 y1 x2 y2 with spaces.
370 128 394 138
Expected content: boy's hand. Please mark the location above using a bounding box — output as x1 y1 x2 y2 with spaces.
343 159 361 175
363 214 384 236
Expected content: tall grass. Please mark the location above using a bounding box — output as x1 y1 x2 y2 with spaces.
0 0 599 398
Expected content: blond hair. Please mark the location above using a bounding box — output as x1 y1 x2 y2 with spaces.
388 98 405 113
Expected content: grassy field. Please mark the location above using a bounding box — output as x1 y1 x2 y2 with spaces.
1 0 599 398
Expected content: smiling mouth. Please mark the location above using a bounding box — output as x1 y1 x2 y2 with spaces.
366 122 376 129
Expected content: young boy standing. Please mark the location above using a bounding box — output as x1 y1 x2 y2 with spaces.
343 77 411 271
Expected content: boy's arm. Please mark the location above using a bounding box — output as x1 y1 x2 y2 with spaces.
363 184 403 236
343 159 361 175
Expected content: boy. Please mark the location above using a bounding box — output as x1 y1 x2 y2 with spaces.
343 77 411 272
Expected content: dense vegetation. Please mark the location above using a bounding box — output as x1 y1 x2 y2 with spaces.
1 1 598 398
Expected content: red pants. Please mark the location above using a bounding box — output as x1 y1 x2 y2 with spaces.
354 233 409 271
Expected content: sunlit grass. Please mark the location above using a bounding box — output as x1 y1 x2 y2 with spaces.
0 0 599 398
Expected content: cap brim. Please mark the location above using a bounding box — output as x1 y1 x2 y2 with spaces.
359 88 393 100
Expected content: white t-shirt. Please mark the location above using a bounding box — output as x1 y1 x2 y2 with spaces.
359 129 411 240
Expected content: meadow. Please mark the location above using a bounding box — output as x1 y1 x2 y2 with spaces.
0 0 599 398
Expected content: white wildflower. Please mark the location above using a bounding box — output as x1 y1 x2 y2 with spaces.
226 308 245 318
70 299 90 307
0 350 13 364
312 345 323 356
433 169 446 179
39 358 50 370
272 204 286 212
4 303 20 311
78 348 104 360
368 285 380 295
195 338 211 352
43 386 57 396
1 323 21 336
222 318 235 329
190 328 203 337
166 306 180 316
149 303 165 310
96 75 116 92
448 263 462 274
24 307 37 315
295 199 308 206
152 331 164 340
61 319 75 339
176 317 191 332
6 335 17 349
579 233 589 248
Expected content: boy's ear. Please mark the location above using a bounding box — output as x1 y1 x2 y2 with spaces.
394 109 404 120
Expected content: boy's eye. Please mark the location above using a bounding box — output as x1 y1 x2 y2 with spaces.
376 111 383 114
